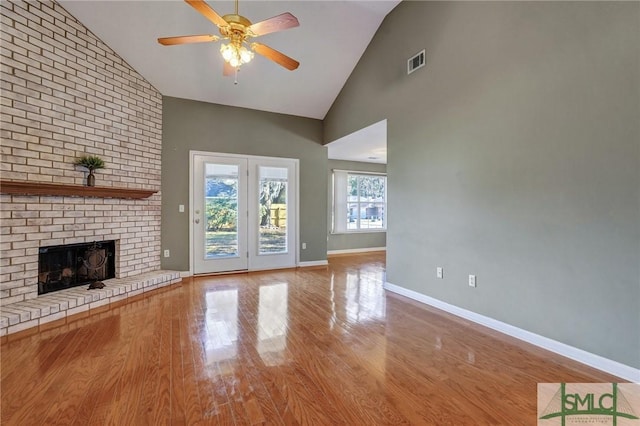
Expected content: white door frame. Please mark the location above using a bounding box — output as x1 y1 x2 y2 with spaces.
193 155 248 273
189 150 300 275
247 157 298 271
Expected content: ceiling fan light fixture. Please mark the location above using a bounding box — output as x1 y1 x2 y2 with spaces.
220 43 253 68
160 0 300 75
240 46 254 63
220 43 234 61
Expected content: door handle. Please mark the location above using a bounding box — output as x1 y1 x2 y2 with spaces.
194 219 200 224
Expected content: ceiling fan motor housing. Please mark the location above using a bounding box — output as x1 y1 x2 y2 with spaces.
220 14 252 39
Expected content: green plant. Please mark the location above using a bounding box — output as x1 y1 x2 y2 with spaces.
206 198 237 232
74 155 105 171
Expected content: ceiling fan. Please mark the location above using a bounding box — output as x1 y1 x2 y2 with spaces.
158 0 300 77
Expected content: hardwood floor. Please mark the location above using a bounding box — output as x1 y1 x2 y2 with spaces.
1 252 621 425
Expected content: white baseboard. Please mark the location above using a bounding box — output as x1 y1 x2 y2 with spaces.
298 260 329 267
327 247 386 255
179 271 191 278
384 282 640 383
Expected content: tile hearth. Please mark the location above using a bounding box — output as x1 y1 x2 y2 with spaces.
0 270 181 337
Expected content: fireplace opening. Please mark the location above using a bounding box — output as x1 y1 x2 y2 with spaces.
38 241 116 295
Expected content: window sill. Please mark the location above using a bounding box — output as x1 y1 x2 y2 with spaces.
331 230 387 235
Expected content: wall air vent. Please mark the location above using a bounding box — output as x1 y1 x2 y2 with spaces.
407 49 426 75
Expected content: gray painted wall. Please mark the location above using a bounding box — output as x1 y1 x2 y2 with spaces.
325 2 640 368
327 160 387 251
162 96 327 270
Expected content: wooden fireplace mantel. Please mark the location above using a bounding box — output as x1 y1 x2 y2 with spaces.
0 180 157 199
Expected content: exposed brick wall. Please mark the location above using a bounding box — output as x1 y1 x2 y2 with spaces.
0 0 162 304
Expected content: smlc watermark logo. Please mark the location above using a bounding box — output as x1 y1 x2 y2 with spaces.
538 383 640 425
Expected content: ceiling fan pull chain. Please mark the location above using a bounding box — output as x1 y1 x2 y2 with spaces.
234 67 239 85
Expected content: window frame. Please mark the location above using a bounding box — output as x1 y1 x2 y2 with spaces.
332 170 387 234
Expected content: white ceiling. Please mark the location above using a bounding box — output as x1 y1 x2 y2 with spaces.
59 0 400 121
327 119 386 164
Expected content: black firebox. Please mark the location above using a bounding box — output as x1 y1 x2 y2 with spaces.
38 241 116 295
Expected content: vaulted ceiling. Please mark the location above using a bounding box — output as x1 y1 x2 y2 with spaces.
60 1 400 120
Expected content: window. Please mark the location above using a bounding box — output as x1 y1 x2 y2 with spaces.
333 171 386 233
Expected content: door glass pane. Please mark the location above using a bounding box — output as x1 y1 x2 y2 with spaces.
205 163 239 258
259 166 287 254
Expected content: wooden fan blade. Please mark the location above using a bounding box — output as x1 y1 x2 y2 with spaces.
248 12 299 37
158 34 219 46
252 42 299 71
223 62 235 77
185 0 228 28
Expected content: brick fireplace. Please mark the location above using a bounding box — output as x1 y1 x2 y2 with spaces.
1 1 177 335
38 240 116 294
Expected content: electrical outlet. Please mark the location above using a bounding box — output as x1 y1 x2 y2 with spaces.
436 267 443 279
468 275 476 287
302 242 307 250
163 249 170 258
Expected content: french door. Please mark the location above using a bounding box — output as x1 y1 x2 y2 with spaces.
192 153 297 274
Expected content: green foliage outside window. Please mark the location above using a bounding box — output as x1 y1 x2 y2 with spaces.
259 181 286 227
349 175 385 201
206 198 237 232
